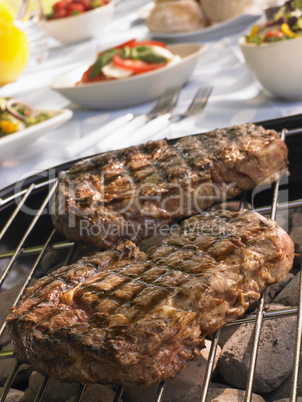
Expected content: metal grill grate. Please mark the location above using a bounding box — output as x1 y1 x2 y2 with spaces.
0 122 302 402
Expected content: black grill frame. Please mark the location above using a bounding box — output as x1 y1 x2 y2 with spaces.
1 114 302 402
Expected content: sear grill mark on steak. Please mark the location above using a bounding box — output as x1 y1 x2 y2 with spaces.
51 123 288 249
7 210 294 386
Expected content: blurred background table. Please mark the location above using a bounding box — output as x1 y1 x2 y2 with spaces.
1 0 302 190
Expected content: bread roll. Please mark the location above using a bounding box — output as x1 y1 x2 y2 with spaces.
200 0 255 24
146 0 206 33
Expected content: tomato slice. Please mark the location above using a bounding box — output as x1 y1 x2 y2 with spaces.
97 39 166 56
112 54 167 73
97 39 137 56
79 65 112 84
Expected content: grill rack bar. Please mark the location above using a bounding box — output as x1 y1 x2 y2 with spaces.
244 128 289 401
35 376 50 402
0 184 35 242
155 381 166 402
0 182 57 290
0 229 56 340
196 167 259 398
0 241 74 259
0 127 301 401
200 330 220 402
290 263 302 401
0 178 57 208
0 362 20 402
113 385 124 402
76 384 87 402
245 294 265 402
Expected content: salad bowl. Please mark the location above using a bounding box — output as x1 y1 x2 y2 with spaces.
239 34 302 101
239 1 302 101
50 43 207 109
40 1 114 44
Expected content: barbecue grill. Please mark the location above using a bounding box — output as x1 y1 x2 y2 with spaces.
1 114 302 402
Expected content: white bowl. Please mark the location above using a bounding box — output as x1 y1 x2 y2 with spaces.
239 35 302 101
0 109 72 161
40 1 114 44
50 43 207 109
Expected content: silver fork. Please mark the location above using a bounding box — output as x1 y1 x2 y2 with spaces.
144 86 181 120
63 86 181 158
170 85 213 123
103 85 213 149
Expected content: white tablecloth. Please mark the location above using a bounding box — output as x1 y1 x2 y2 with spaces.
1 0 302 190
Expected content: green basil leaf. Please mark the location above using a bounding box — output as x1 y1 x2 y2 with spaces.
121 46 131 59
121 46 168 64
133 46 168 63
129 47 139 59
89 48 121 79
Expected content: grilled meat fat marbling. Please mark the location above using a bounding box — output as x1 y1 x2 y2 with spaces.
7 210 294 386
52 123 288 249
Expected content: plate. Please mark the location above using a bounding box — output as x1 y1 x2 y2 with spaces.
149 13 261 41
50 43 207 110
0 109 73 161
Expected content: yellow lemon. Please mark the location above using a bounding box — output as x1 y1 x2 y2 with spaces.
0 3 29 86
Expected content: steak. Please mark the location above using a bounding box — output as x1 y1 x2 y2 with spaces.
7 210 294 386
52 123 288 249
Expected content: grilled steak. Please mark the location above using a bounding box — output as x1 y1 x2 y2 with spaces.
52 123 288 249
7 210 294 386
